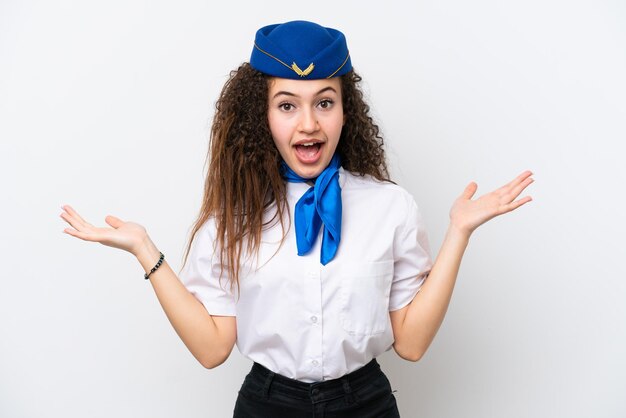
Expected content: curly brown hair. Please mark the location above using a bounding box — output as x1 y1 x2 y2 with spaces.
180 62 391 291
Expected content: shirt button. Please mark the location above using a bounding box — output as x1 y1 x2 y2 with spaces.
311 316 318 323
307 271 317 279
312 360 319 366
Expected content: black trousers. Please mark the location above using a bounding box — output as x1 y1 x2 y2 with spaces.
233 358 401 418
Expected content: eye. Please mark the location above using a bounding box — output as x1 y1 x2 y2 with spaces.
279 102 294 111
318 99 334 109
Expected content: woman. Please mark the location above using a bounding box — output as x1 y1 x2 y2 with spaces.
60 20 533 417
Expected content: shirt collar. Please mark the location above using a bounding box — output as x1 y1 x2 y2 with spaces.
286 167 347 197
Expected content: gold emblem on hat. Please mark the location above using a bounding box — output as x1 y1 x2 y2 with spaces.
291 62 315 77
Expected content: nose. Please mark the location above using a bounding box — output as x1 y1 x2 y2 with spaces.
298 108 319 133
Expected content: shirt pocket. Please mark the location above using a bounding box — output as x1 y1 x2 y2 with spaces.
339 260 394 336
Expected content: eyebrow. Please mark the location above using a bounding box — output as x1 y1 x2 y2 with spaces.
272 86 338 100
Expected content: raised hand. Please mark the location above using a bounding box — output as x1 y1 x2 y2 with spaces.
449 170 534 236
60 204 149 256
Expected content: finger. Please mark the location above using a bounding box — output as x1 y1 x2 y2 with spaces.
60 211 88 232
462 182 478 199
500 170 533 193
105 215 125 229
508 176 534 200
61 204 88 227
63 226 98 242
512 170 533 184
500 195 533 214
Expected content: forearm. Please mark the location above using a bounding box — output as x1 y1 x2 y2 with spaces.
393 224 470 361
135 236 235 368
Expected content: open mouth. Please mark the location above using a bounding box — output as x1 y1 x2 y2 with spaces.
294 141 324 163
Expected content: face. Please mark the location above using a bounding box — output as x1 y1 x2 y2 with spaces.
267 77 344 179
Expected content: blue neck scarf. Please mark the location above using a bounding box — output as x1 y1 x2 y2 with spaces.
281 154 342 265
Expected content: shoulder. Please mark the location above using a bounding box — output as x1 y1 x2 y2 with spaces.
340 169 421 227
196 216 217 235
341 169 416 206
189 216 219 251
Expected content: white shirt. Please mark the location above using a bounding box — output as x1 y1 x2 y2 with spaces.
179 168 432 382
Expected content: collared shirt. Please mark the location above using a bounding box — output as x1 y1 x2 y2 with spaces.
179 168 433 382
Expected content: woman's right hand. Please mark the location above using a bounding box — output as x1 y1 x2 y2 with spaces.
60 204 149 256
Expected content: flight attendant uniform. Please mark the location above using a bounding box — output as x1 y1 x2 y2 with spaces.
179 19 434 418
180 168 433 417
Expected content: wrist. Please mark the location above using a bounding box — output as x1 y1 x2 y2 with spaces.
445 223 472 244
134 235 162 271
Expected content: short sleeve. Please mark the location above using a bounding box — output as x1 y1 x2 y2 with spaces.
389 196 433 311
178 219 237 316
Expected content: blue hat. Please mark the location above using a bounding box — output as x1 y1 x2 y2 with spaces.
250 20 352 80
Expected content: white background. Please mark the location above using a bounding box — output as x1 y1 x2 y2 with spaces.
1 0 625 417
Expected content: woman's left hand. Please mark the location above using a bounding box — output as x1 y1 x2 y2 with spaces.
449 170 534 236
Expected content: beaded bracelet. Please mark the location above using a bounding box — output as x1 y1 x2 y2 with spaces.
144 252 165 280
